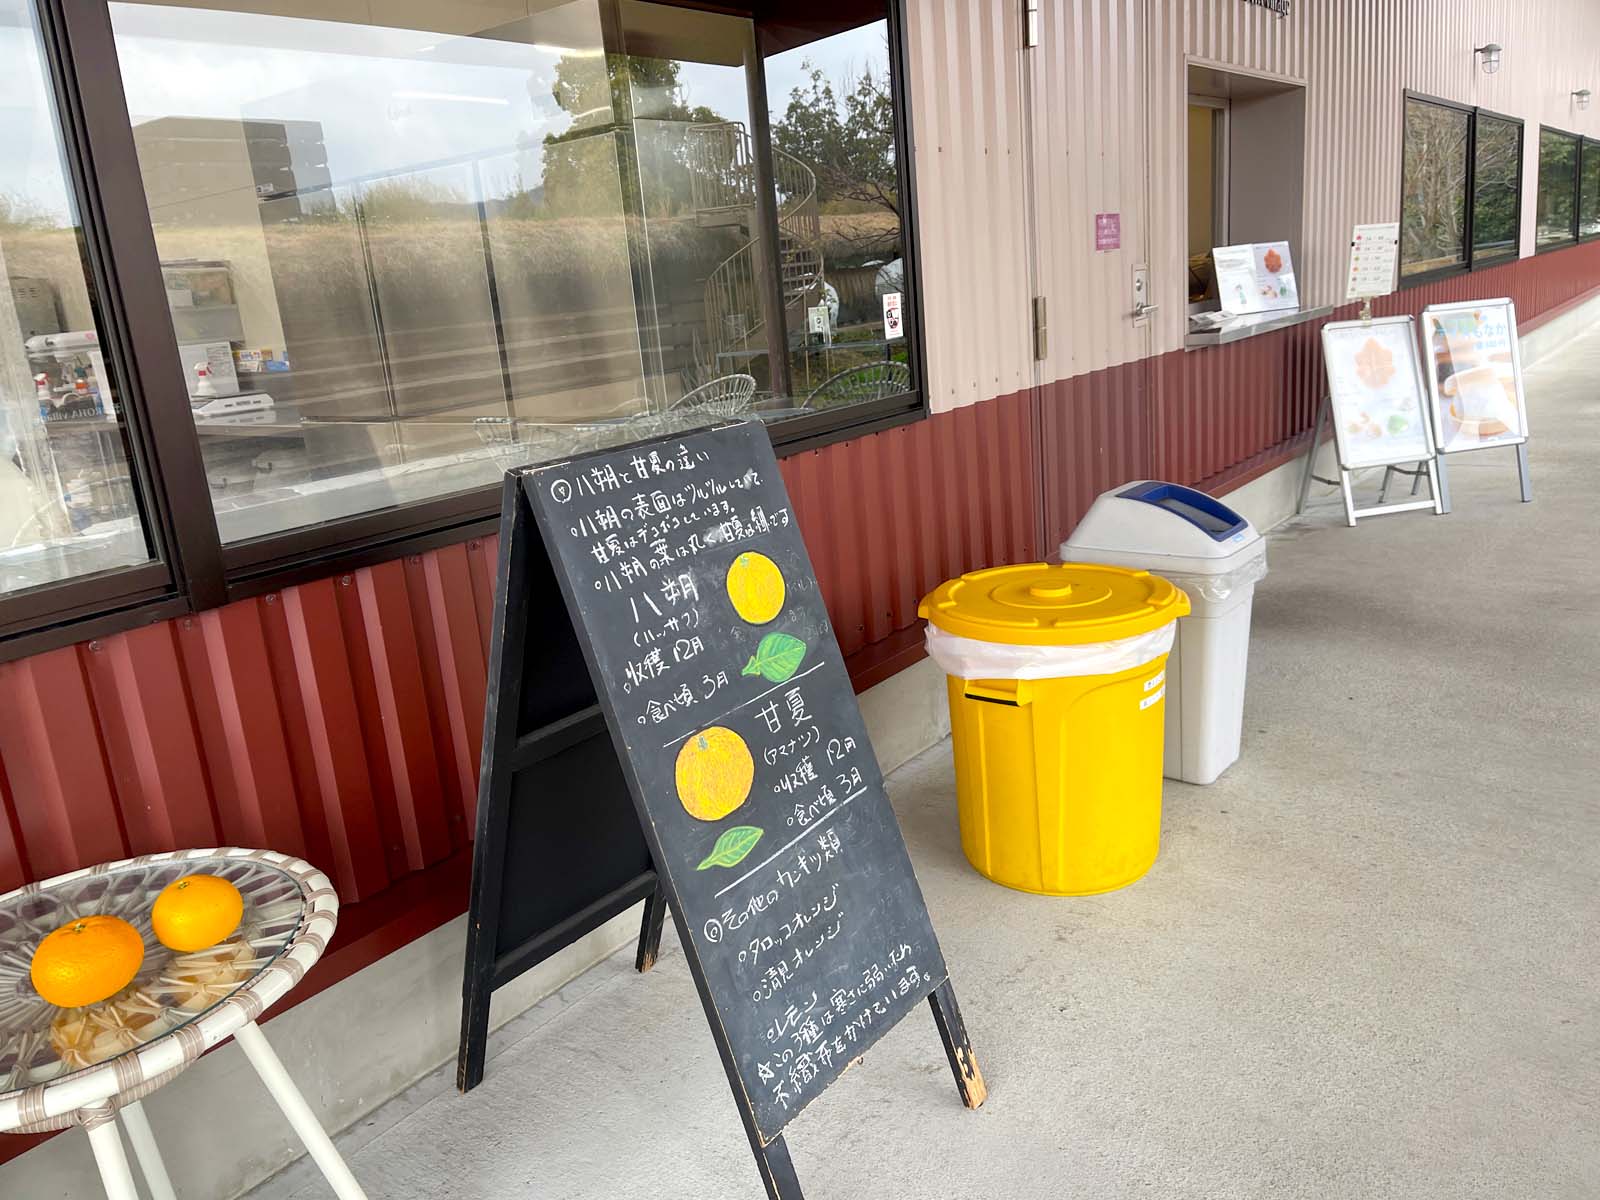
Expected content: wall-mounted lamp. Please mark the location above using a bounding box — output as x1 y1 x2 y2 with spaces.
1474 43 1502 74
1575 89 1593 110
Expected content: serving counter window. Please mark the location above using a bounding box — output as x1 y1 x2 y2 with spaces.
103 0 920 550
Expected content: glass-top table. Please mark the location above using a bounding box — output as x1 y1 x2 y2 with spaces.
0 848 365 1200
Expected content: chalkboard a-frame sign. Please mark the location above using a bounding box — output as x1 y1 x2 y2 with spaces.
459 421 984 1197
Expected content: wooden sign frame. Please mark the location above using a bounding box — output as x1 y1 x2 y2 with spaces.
462 425 984 1198
457 475 669 1093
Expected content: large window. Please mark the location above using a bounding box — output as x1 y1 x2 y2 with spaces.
0 0 921 655
1401 96 1522 278
103 0 919 550
1579 139 1600 240
1472 114 1522 263
1536 127 1581 249
0 0 155 599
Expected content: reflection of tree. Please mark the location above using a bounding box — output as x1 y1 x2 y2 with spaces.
773 60 895 214
356 176 470 221
1471 118 1519 253
540 53 721 218
1402 102 1468 269
1537 132 1577 241
0 194 58 233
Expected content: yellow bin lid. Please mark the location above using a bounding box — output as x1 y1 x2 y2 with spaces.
918 562 1190 646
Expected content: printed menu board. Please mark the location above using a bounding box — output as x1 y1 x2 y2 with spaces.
1321 316 1435 470
1213 240 1299 315
523 421 952 1144
1420 299 1528 452
1345 222 1400 300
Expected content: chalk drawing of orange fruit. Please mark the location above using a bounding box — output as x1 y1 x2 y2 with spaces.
1354 337 1396 389
676 726 755 822
726 552 785 625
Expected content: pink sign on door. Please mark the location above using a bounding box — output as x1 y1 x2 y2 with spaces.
1095 212 1121 252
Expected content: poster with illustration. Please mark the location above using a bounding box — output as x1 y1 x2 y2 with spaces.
1213 241 1299 315
1419 299 1528 453
1321 316 1434 470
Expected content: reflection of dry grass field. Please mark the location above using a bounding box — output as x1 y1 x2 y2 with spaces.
4 209 902 428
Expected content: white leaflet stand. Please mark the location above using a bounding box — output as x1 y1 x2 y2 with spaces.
1418 297 1532 505
1299 310 1444 526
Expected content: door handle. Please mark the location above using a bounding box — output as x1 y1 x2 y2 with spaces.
1132 301 1159 320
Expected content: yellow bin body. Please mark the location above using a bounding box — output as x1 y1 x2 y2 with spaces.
920 562 1188 896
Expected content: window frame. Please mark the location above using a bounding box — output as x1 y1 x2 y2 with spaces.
1467 106 1524 271
1534 123 1583 254
1398 91 1525 285
0 0 928 653
1576 136 1600 244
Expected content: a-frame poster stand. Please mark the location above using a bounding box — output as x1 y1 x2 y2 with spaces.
461 422 984 1198
1299 310 1445 526
1419 297 1533 505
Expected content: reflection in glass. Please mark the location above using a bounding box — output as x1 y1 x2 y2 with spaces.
1471 116 1520 262
111 0 650 543
613 3 780 414
109 0 917 545
0 0 152 594
1579 141 1600 239
1400 99 1469 276
764 9 912 407
1536 129 1579 247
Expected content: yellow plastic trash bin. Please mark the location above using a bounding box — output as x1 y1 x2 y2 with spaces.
918 562 1190 896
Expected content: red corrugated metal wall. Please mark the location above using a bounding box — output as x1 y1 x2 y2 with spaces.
0 243 1594 921
0 539 499 902
1043 241 1600 545
782 388 1039 658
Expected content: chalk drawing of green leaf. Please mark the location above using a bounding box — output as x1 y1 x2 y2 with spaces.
696 825 764 870
741 632 807 682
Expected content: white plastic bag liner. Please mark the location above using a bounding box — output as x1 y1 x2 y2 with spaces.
1161 553 1269 604
924 621 1176 681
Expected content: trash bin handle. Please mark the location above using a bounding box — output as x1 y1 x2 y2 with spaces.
963 679 1032 706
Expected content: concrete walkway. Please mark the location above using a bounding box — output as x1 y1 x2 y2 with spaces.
250 330 1600 1200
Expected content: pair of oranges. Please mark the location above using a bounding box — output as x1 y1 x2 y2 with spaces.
29 874 244 1010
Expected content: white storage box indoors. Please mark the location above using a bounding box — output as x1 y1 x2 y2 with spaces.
1061 481 1267 785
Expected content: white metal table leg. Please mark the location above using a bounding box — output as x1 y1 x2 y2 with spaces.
234 1020 368 1200
85 1120 141 1200
120 1100 179 1200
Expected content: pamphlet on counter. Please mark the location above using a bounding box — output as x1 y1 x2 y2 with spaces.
1213 241 1298 316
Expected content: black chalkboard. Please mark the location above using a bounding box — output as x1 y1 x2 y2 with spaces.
521 421 984 1196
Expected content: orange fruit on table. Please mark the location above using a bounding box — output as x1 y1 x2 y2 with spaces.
151 873 244 953
30 915 146 1009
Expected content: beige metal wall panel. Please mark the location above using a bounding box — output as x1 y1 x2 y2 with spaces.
1028 0 1156 382
1185 0 1304 79
906 0 1600 394
903 1 1035 412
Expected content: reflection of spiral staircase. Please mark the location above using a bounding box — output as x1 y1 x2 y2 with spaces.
686 121 823 359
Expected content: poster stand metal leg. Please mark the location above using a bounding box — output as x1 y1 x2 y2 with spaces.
1337 467 1359 527
1516 441 1532 502
1302 393 1444 525
1296 394 1339 516
1379 461 1432 505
